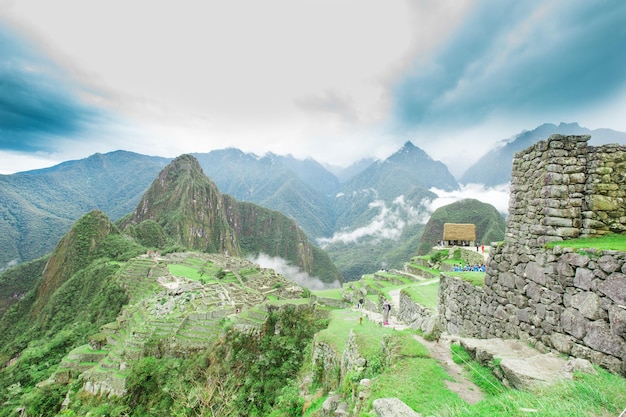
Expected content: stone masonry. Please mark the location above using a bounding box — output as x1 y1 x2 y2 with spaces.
437 135 626 375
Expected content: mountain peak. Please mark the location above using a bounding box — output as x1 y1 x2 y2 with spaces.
121 154 240 256
164 154 205 176
387 140 431 163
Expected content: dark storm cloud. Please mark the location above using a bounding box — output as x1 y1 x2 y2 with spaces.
0 22 102 152
392 0 626 128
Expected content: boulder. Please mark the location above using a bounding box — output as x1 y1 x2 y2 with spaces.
373 398 421 417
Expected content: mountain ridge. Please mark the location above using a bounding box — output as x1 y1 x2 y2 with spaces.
460 122 626 185
4 122 621 278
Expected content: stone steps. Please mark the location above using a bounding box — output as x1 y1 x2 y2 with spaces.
458 337 592 390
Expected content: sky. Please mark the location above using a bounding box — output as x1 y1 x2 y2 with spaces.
1 0 626 176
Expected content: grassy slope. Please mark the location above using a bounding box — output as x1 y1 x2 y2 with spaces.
2 233 625 416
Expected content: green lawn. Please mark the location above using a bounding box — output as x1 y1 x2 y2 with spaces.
402 282 439 309
311 288 344 300
447 271 486 286
546 233 626 251
315 309 393 357
167 264 205 281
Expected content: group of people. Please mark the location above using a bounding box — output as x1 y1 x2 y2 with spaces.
452 263 486 272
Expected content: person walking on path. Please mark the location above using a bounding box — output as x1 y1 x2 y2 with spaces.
382 299 391 325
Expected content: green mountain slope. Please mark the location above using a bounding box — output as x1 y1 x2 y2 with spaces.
119 154 341 284
0 204 321 413
416 198 506 255
193 149 338 239
0 151 170 270
0 211 143 404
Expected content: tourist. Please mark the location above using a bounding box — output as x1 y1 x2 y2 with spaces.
382 299 391 325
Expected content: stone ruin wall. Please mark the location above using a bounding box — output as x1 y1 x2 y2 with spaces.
437 135 626 375
506 134 626 247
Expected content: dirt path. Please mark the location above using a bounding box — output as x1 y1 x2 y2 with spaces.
357 294 484 404
413 334 484 404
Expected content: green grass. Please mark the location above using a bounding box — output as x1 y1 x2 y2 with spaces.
545 233 626 251
402 283 439 309
265 298 310 306
436 345 626 417
367 333 465 415
447 271 486 286
315 309 392 357
408 264 441 275
438 367 626 417
311 288 344 300
167 264 206 281
450 344 504 396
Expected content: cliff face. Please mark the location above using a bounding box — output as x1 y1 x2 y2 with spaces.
223 196 314 273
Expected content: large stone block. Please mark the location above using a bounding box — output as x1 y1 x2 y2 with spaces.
549 332 574 354
525 262 547 286
562 252 591 268
574 268 593 290
608 305 626 339
571 292 604 321
597 255 621 274
373 398 421 417
587 194 620 211
598 272 626 305
543 217 573 227
561 308 587 340
584 321 624 358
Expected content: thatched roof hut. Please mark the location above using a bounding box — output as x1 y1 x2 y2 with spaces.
443 223 476 242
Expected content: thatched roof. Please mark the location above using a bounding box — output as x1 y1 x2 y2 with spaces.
443 223 476 241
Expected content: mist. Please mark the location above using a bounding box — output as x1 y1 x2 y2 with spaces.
317 194 430 247
249 253 341 290
426 183 511 214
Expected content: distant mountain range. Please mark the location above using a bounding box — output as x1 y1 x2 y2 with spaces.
1 122 624 280
460 122 626 186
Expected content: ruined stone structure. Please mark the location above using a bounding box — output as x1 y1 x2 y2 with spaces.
507 134 626 247
437 135 626 375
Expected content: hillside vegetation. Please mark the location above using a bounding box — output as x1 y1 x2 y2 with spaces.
0 139 494 282
417 198 506 255
1 236 624 416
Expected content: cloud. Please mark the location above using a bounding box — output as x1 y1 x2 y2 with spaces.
0 22 107 152
318 185 509 247
426 183 511 214
391 0 626 129
249 253 340 291
318 194 430 246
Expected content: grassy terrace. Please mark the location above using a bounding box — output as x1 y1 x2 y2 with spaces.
546 232 626 251
311 287 343 300
310 249 626 417
314 309 393 358
402 281 439 309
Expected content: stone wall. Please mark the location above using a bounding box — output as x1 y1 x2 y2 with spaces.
438 135 626 375
439 247 626 375
507 134 626 248
397 291 436 333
